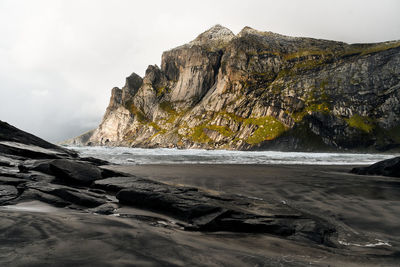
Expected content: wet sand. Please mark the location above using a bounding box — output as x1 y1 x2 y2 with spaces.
1 164 400 266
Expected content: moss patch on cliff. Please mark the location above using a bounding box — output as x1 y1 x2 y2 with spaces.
159 101 175 113
283 50 333 61
343 41 400 57
186 122 234 144
244 116 287 144
127 103 149 123
190 125 213 143
148 122 162 131
345 114 374 133
206 125 234 137
156 86 166 97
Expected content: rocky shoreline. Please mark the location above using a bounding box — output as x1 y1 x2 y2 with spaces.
1 120 400 266
0 120 336 243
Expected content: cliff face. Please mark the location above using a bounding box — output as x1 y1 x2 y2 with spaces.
74 25 400 151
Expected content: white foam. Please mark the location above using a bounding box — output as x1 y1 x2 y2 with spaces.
338 239 392 247
68 146 398 166
2 201 59 213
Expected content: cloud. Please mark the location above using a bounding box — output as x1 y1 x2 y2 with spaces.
0 0 399 142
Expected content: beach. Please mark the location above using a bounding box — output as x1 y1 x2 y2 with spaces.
1 164 399 266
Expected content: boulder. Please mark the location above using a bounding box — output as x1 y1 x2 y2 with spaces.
31 159 103 185
0 185 19 203
90 203 118 215
351 157 400 177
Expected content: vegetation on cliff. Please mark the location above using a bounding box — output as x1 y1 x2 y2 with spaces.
68 25 400 151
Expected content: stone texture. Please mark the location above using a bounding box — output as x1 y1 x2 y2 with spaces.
0 185 18 203
114 177 336 245
68 25 400 152
351 157 400 177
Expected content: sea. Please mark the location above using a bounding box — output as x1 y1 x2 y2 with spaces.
67 146 398 165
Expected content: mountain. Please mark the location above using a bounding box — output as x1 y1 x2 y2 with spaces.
67 25 400 151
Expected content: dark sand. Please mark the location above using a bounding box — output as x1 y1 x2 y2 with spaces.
1 164 400 266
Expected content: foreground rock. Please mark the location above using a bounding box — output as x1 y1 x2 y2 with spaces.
0 120 339 245
94 176 336 245
351 156 400 177
0 120 116 208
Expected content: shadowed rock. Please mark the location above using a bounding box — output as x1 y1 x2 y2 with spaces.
49 159 103 185
0 141 68 160
27 159 113 185
0 120 76 157
107 177 337 245
351 157 400 177
93 176 149 192
0 185 18 203
1 120 338 246
18 182 107 208
0 176 28 186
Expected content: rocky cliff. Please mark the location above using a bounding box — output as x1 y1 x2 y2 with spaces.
70 25 400 151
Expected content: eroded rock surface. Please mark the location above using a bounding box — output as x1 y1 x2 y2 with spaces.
351 156 400 177
67 25 400 152
0 120 341 246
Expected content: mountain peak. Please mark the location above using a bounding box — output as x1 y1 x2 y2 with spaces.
190 24 235 46
238 26 277 38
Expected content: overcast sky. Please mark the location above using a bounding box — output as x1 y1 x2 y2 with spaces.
0 0 399 142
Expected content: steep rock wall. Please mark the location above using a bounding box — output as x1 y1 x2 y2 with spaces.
72 25 400 151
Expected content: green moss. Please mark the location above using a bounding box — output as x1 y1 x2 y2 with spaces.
206 125 233 137
291 111 308 122
159 101 175 113
293 58 325 71
359 42 400 55
244 116 287 144
148 122 161 131
148 128 166 140
220 112 245 123
190 125 213 143
156 86 167 97
165 113 178 124
276 68 294 79
128 103 148 123
283 50 332 61
301 84 331 114
342 41 400 57
306 102 330 113
345 114 374 133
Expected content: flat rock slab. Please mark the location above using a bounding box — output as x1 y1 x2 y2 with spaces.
351 157 400 177
0 120 77 157
31 159 104 185
93 176 155 192
98 177 337 245
17 182 108 208
0 176 28 186
0 185 19 203
0 141 68 160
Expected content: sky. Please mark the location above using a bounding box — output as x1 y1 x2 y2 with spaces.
0 0 399 142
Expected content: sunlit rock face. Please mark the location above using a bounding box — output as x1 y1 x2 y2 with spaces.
72 25 400 151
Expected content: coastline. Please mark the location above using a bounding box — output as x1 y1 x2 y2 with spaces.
1 162 399 266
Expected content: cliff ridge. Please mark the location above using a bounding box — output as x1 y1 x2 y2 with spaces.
68 25 400 151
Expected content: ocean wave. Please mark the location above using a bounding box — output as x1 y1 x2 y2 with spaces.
67 146 398 165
